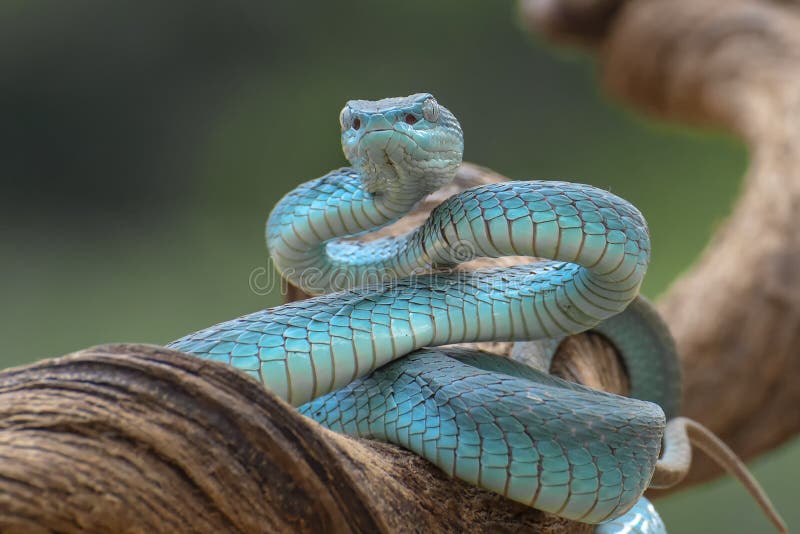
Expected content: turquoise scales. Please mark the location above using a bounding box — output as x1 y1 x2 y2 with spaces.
168 94 783 532
260 177 654 398
168 94 670 529
300 346 663 523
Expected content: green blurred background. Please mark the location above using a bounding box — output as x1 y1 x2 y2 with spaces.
1 0 795 531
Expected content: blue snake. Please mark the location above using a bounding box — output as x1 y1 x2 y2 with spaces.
168 94 786 533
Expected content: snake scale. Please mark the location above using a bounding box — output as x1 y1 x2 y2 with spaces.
169 94 786 533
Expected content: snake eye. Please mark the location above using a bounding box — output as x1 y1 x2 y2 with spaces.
352 117 361 130
404 114 418 125
421 97 440 122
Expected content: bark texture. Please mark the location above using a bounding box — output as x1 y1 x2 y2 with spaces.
0 343 608 534
521 0 800 490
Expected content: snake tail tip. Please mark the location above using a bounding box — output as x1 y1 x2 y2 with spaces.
678 417 788 533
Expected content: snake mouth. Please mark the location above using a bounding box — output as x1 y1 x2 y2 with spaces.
358 128 418 146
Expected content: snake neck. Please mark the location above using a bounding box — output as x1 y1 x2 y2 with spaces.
270 178 651 315
266 168 432 293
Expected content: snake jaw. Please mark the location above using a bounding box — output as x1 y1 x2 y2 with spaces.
352 129 407 192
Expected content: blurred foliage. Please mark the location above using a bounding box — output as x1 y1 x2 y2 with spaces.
0 0 795 532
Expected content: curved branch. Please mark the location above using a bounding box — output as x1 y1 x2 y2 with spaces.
521 0 800 490
0 343 601 533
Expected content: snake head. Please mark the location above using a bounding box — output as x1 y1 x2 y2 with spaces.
340 93 463 195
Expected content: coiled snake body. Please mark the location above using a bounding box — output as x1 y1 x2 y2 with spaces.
169 94 785 532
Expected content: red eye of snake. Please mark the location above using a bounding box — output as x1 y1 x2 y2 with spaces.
352 117 361 130
404 114 418 125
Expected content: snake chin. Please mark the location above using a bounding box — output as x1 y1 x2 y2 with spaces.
352 129 460 195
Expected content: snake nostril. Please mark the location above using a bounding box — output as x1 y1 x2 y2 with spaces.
353 117 361 130
404 114 418 125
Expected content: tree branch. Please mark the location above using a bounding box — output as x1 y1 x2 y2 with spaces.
0 343 597 533
521 0 800 491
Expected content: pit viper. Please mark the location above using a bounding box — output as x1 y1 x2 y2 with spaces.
169 93 785 533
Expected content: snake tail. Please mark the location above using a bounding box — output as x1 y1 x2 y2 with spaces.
653 417 787 533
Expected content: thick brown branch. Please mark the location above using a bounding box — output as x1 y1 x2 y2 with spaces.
0 343 602 533
518 0 624 47
603 0 800 489
519 0 800 491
